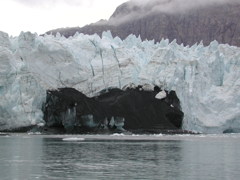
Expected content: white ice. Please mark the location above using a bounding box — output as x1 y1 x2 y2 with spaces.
0 30 240 133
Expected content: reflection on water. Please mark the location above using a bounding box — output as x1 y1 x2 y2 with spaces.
41 139 183 180
0 135 240 180
0 136 43 180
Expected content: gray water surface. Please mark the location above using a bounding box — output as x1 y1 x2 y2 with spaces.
0 134 240 180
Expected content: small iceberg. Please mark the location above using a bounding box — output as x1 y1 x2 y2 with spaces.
62 137 85 141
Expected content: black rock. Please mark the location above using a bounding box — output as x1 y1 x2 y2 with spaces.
42 87 184 134
1 125 37 133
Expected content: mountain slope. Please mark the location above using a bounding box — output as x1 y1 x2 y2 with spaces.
46 0 240 46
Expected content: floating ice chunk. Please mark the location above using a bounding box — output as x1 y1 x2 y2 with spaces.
62 137 85 141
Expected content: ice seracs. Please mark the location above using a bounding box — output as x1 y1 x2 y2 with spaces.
0 30 240 133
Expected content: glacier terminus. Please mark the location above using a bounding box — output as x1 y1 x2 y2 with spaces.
0 30 240 133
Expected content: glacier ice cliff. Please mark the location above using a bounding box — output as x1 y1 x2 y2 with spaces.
0 31 240 133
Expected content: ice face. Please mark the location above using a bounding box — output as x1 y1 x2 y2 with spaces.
0 30 240 133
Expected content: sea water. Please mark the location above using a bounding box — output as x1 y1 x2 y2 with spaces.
0 133 240 180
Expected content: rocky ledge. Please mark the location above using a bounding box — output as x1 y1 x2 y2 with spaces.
38 86 186 134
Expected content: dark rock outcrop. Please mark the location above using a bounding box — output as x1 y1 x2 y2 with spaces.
0 125 37 133
42 87 184 134
46 0 240 46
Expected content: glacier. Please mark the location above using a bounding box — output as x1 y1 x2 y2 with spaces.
0 30 240 133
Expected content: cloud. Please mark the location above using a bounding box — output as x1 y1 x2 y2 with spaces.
109 0 240 25
130 0 239 7
130 0 240 13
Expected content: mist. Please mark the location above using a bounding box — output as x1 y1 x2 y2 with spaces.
130 0 239 10
109 0 240 25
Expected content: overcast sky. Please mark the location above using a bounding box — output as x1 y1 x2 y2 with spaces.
0 0 128 36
